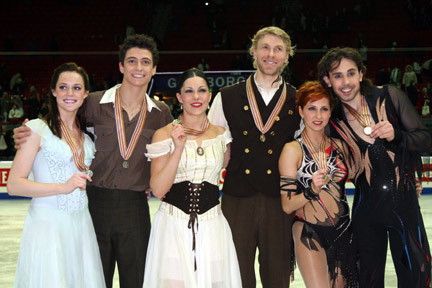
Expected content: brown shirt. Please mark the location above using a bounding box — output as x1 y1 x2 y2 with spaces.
85 85 173 192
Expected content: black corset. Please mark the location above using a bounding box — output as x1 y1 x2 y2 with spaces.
163 181 220 270
163 181 220 214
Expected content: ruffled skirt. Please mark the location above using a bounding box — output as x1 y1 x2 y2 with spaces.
143 202 242 288
14 205 105 288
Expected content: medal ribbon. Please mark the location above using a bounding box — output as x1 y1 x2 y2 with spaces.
60 120 88 172
114 88 147 161
176 115 209 136
246 76 286 135
301 131 336 226
301 131 328 171
342 96 371 129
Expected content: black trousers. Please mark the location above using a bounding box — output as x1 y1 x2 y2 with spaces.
221 193 294 288
353 205 431 288
87 185 150 288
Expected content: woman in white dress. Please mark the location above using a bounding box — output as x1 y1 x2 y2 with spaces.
143 68 242 288
7 63 105 288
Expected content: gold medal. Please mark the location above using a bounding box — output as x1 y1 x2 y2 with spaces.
260 134 266 142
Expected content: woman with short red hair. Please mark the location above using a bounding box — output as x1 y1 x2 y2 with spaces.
279 81 358 287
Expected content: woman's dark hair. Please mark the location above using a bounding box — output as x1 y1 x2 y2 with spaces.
119 34 159 66
46 62 90 138
177 67 210 91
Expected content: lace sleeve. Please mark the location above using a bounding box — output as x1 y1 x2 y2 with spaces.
387 85 432 153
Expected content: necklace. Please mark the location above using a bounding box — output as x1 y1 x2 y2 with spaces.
174 115 209 156
60 120 92 177
342 96 372 135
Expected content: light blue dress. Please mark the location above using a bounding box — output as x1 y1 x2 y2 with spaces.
14 119 105 288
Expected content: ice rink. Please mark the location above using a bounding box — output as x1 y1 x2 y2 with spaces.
1 195 431 288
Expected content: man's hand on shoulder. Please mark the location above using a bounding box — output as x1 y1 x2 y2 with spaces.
13 119 31 149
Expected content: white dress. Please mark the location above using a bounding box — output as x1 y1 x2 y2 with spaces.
143 131 242 288
14 119 105 288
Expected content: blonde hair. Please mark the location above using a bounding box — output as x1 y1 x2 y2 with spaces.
249 26 294 70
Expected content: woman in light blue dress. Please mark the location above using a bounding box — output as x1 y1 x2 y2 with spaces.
7 63 105 288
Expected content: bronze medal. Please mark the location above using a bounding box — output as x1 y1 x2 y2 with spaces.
114 88 147 168
245 76 286 140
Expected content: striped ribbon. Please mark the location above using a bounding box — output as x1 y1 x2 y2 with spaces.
60 120 88 172
342 95 371 129
245 76 286 136
114 88 147 162
301 131 336 226
301 131 328 171
176 115 209 136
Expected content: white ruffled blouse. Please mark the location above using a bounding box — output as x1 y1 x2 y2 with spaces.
146 130 231 186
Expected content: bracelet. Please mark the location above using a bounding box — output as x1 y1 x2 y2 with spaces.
303 186 319 201
280 176 297 198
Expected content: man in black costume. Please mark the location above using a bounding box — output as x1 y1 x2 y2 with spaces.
318 47 431 287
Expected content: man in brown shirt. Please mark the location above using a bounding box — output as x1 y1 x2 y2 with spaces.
13 34 173 288
86 34 172 288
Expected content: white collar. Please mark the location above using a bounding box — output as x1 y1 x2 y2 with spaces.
99 84 160 112
253 73 283 90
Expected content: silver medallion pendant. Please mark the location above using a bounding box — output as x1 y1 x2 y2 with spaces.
122 160 129 168
363 126 372 135
260 134 266 142
196 146 204 156
85 169 93 177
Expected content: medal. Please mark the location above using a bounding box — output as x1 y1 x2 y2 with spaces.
114 88 147 169
85 170 93 177
342 96 373 136
363 126 372 135
246 76 286 142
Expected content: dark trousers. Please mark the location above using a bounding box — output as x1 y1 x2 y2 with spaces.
87 185 151 288
221 193 294 288
354 207 431 288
